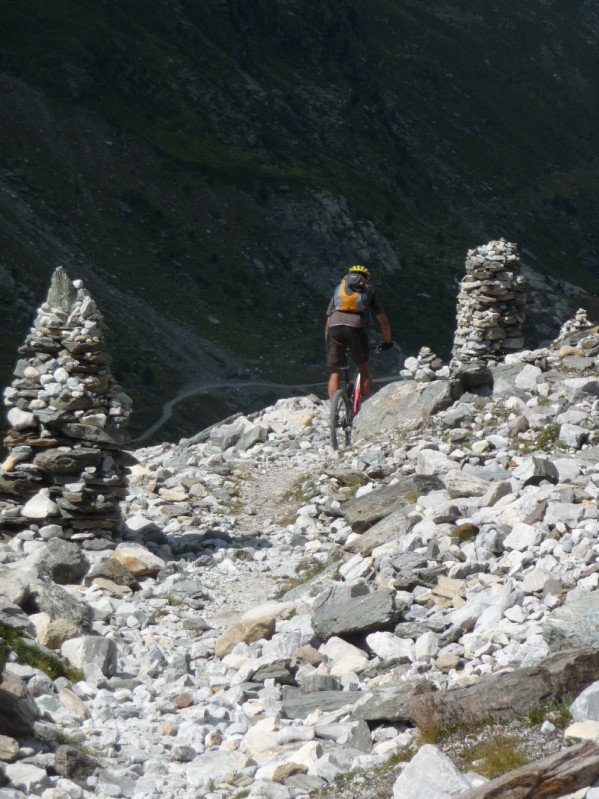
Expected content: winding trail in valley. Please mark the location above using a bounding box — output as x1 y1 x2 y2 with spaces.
132 378 326 444
132 373 401 445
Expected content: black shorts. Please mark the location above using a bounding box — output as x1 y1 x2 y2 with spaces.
327 325 369 371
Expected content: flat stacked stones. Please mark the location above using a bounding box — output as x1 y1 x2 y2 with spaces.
556 307 593 340
400 346 449 382
0 267 132 540
450 239 526 366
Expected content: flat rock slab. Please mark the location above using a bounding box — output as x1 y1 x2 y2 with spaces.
311 583 399 640
340 474 443 532
351 648 599 724
345 507 415 556
430 648 599 725
281 689 356 719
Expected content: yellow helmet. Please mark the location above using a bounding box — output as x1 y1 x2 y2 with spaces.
348 264 370 280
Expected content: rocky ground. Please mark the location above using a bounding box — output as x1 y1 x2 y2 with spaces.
3 323 599 798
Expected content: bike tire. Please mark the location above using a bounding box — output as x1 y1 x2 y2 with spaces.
330 388 353 450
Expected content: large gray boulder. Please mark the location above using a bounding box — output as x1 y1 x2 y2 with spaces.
544 593 599 651
282 689 356 720
311 582 398 640
353 380 457 440
33 539 89 585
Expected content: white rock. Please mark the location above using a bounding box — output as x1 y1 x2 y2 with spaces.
4 763 49 793
320 636 369 676
415 631 439 661
416 450 456 475
503 522 539 551
521 568 553 594
392 744 473 799
7 407 37 430
564 720 599 742
365 633 414 663
570 681 599 723
22 490 59 519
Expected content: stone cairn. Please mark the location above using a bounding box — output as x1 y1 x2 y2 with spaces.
0 267 133 541
555 307 594 340
400 346 449 382
450 238 526 366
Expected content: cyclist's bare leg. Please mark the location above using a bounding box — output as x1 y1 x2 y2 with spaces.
357 362 372 397
328 370 342 401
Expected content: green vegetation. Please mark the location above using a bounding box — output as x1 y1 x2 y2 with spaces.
54 731 96 760
515 422 566 454
536 423 562 449
280 477 318 504
527 702 571 729
0 624 84 682
460 732 529 779
404 490 421 505
274 552 342 598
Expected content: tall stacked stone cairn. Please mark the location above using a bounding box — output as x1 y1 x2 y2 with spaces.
0 267 133 541
450 238 526 367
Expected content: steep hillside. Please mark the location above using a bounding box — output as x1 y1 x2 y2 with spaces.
1 0 599 439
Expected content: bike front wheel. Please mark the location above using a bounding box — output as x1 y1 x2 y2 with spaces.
330 388 353 450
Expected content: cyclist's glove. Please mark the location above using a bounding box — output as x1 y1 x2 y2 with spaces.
377 341 393 352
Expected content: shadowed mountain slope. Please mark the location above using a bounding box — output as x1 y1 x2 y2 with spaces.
1 0 599 439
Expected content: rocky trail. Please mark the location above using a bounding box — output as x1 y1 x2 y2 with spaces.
4 330 599 798
4 257 599 799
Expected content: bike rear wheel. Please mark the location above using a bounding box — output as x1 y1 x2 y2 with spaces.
330 388 353 450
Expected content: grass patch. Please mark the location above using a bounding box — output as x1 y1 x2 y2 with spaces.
274 552 341 598
275 512 297 527
404 490 421 505
280 477 317 503
0 624 84 682
409 685 498 746
527 702 571 729
274 475 319 525
536 423 561 449
515 422 565 454
342 474 370 497
460 731 529 779
55 731 96 759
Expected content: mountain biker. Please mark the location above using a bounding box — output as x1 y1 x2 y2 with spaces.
325 264 393 401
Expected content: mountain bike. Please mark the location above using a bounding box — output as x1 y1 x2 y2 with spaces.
328 343 391 450
329 367 362 450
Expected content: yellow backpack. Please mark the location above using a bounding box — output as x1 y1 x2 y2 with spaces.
333 276 369 314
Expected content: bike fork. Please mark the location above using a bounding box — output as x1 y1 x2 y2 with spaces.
352 373 362 415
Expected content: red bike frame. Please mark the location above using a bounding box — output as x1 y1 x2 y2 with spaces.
352 373 362 415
